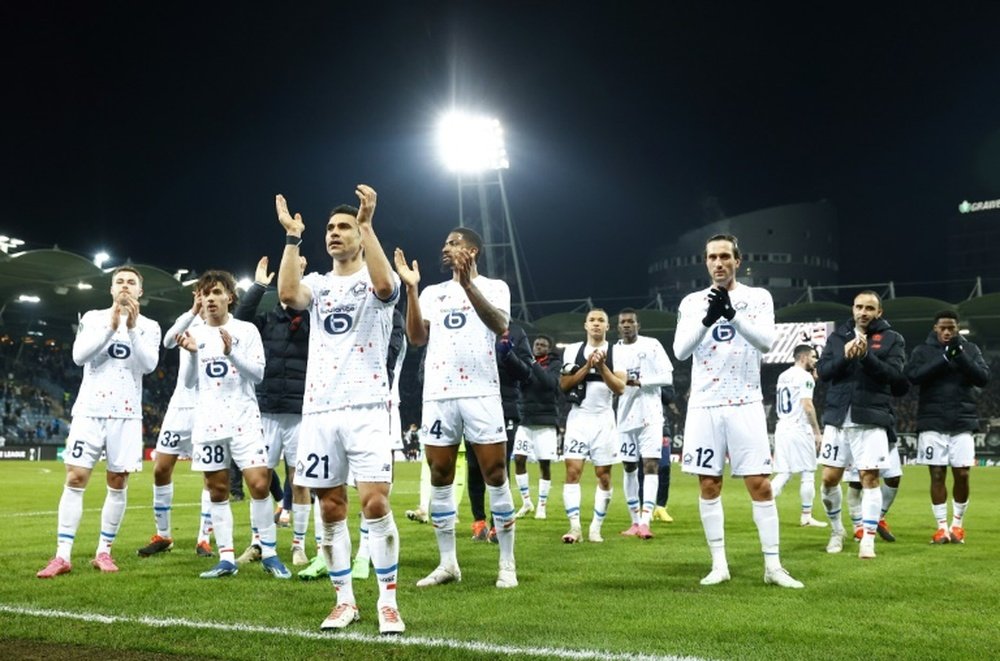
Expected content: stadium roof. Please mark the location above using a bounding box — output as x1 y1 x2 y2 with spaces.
3 248 999 352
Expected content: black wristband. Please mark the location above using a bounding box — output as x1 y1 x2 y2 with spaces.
286 234 302 247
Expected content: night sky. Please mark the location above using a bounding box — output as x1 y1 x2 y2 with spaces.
3 3 999 305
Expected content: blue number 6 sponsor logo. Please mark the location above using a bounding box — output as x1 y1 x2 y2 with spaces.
205 361 229 378
324 312 353 335
443 311 466 329
107 342 131 359
712 324 736 342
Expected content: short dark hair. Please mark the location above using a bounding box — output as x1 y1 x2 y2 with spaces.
705 233 741 260
618 307 638 320
534 334 553 346
934 310 959 323
196 270 239 309
450 227 484 260
855 289 882 309
793 344 815 360
329 204 359 218
111 266 143 285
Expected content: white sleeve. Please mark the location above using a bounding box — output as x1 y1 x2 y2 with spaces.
227 323 265 384
163 311 196 349
72 311 115 366
731 290 775 353
129 319 161 374
181 345 198 389
672 295 710 361
640 341 674 387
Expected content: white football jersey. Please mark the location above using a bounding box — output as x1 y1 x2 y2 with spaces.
71 308 161 419
301 267 399 413
775 364 815 429
420 276 510 401
185 317 264 443
674 283 774 408
562 341 616 415
615 335 673 431
164 311 202 411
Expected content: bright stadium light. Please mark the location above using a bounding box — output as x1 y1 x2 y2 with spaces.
0 235 25 254
236 277 253 291
437 111 510 173
18 294 41 303
77 282 93 290
94 251 110 268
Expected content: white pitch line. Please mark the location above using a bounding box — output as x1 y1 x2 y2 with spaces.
0 604 706 661
2 502 204 519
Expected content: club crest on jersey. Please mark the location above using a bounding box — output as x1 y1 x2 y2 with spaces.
350 281 368 297
107 342 131 359
682 453 693 465
735 300 748 311
712 324 736 342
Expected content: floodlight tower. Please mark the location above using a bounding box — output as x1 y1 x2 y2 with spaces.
438 111 530 321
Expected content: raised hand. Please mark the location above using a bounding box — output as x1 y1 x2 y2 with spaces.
393 248 421 287
355 184 377 227
453 248 474 288
255 256 275 286
110 301 122 331
190 290 203 316
176 331 197 353
123 295 139 329
276 194 305 236
219 328 233 355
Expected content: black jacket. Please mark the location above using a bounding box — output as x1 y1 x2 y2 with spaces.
905 332 990 433
497 324 533 421
518 350 564 426
233 283 309 414
817 317 906 429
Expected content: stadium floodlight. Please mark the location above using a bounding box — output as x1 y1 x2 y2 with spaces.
437 111 510 173
94 251 110 268
77 282 93 290
173 268 189 281
0 235 25 254
18 294 40 303
236 277 253 292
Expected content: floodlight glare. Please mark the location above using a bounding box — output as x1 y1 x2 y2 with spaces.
236 277 253 291
94 251 110 268
77 282 93 290
18 294 41 303
437 111 510 173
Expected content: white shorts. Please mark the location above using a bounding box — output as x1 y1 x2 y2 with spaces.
844 443 901 481
772 422 817 473
916 431 975 468
564 410 618 466
681 404 771 477
66 417 143 473
820 424 890 472
513 425 557 462
294 404 394 488
157 407 194 458
618 424 662 462
421 395 506 447
262 412 302 469
192 430 269 473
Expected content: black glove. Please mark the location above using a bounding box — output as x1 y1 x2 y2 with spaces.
701 288 726 327
716 286 736 320
945 336 963 360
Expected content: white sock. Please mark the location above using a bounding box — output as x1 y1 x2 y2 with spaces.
197 489 213 544
312 495 324 551
366 513 399 609
861 487 882 539
515 472 531 504
822 484 845 534
699 496 727 571
932 502 948 529
538 479 551 507
847 487 862 531
430 484 457 567
355 515 370 561
952 500 968 529
97 486 127 556
752 500 781 571
563 483 581 529
292 502 311 549
211 500 235 563
623 470 640 525
251 497 277 559
487 481 516 564
153 483 173 538
771 472 790 498
323 520 354 605
641 473 658 525
56 485 85 562
799 472 816 518
591 486 612 532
